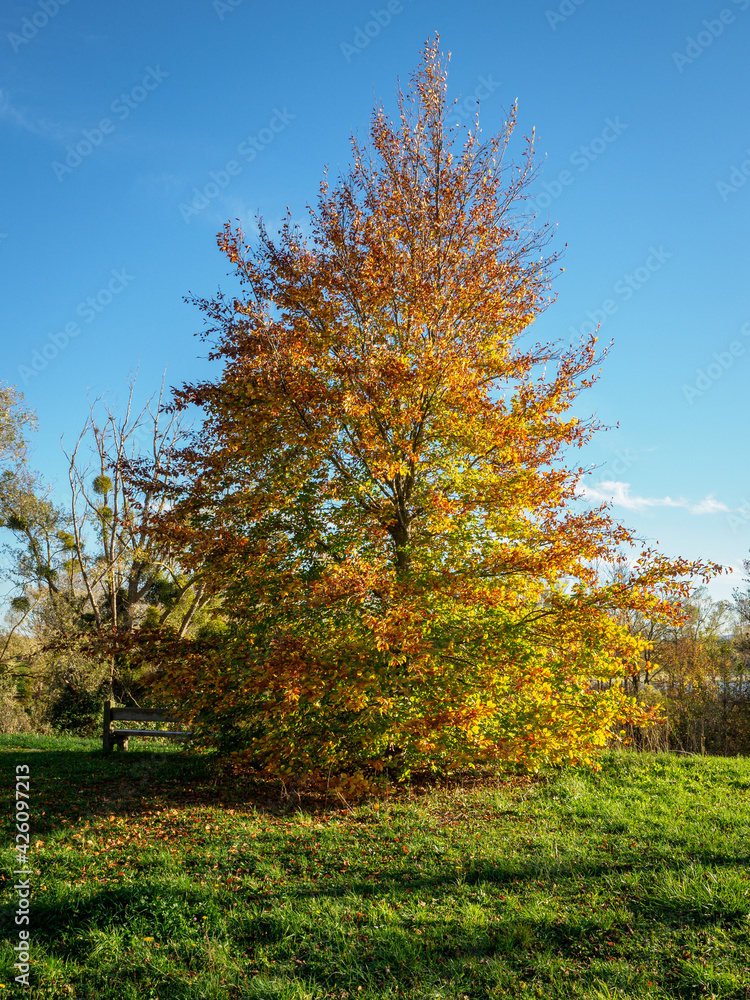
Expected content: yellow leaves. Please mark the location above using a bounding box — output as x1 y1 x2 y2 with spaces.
341 393 374 419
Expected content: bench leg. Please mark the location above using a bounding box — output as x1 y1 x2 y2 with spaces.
103 699 113 753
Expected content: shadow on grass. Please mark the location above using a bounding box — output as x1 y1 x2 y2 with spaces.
14 848 750 940
3 738 749 996
8 857 750 997
2 880 212 940
0 735 373 837
0 740 224 838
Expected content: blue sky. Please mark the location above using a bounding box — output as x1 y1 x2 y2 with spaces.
1 0 748 603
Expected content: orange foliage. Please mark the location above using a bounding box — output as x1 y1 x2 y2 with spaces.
139 39 722 782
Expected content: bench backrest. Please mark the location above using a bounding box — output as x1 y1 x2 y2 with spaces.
110 707 182 723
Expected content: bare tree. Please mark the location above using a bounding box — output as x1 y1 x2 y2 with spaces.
62 373 212 642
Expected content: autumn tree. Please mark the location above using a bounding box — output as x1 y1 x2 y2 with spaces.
608 577 744 753
648 589 743 754
144 40 720 783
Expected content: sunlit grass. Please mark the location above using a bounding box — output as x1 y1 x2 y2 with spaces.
1 737 749 998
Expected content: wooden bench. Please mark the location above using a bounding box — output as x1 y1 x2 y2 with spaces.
102 700 194 752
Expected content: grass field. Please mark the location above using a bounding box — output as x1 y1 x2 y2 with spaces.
0 735 749 999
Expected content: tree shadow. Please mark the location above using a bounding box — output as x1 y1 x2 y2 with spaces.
12 853 750 997
0 743 222 838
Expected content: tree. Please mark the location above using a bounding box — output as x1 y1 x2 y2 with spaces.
651 589 743 754
1 377 214 711
144 39 721 782
0 383 36 472
0 384 69 728
62 377 211 644
0 383 63 659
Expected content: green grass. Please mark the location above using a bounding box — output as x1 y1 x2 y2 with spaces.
1 736 750 998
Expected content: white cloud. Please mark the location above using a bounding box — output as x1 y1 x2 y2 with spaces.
579 480 731 516
689 496 731 515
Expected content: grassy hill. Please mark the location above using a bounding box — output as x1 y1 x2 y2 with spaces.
1 735 749 999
